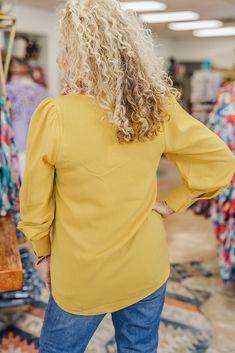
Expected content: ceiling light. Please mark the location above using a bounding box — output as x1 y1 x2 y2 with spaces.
139 11 200 24
121 1 167 12
168 20 223 31
193 27 235 37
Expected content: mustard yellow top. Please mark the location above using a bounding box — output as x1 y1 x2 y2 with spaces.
18 95 235 315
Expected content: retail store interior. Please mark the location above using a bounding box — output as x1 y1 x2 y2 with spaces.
0 0 235 352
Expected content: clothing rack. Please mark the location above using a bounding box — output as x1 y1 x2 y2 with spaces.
0 14 23 292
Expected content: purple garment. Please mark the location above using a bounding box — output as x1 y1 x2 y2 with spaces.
7 78 49 151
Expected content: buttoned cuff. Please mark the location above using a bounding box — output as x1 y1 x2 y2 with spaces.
31 236 51 258
164 184 198 213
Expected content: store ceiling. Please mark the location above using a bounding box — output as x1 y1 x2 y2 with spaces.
19 0 235 37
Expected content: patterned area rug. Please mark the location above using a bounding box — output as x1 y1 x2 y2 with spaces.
0 261 220 353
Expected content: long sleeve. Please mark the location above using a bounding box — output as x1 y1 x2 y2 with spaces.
17 98 60 257
163 96 235 213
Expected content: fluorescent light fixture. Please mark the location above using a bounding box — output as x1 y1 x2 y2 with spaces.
169 20 223 31
121 1 167 12
139 11 199 24
193 27 235 37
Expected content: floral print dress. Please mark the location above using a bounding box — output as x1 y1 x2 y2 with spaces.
0 96 21 223
208 82 235 284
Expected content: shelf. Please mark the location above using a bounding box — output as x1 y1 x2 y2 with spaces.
0 215 23 292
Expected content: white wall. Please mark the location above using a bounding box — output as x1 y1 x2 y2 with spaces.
154 33 235 69
12 4 60 95
154 35 176 66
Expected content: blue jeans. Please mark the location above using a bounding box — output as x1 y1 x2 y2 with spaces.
39 282 167 353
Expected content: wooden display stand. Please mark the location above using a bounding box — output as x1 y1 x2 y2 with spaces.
0 215 23 292
0 15 23 293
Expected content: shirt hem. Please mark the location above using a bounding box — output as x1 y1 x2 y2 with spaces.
51 269 170 316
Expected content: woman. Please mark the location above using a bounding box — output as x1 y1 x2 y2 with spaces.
18 1 235 352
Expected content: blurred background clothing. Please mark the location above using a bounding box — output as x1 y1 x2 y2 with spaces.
7 78 49 151
0 1 235 353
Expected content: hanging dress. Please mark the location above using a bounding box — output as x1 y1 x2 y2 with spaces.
0 96 44 307
208 82 235 284
0 95 21 223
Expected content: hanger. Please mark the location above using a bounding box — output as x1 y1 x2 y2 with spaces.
0 48 6 96
0 15 16 79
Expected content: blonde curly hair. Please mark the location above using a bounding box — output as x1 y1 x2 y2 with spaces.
57 0 180 143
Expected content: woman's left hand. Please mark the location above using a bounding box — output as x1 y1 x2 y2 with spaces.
37 256 51 293
152 200 175 218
